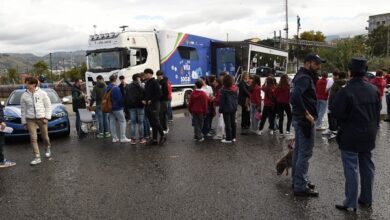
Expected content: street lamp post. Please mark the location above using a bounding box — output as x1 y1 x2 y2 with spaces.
49 52 53 81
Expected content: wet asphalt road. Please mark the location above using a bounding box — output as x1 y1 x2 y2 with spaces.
0 108 390 220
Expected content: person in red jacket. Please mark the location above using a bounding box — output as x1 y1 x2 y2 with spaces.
188 80 209 142
370 70 386 100
315 72 329 129
275 74 292 135
258 76 277 135
248 75 261 133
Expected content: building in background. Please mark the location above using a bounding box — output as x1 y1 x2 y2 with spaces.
367 12 390 32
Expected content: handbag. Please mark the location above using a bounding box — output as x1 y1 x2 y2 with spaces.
255 111 262 121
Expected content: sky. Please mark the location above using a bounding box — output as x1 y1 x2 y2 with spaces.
0 0 389 56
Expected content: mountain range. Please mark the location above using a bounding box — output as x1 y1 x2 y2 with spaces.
0 51 86 74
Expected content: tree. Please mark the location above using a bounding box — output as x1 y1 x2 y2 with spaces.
64 63 87 81
318 35 367 72
298 30 326 42
32 60 49 77
367 25 390 57
7 68 18 84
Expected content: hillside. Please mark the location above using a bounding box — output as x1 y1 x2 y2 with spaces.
0 51 86 74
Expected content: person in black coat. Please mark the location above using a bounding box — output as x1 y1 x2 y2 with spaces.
332 57 381 212
72 78 87 136
238 71 250 129
143 68 166 145
219 75 238 143
156 70 169 133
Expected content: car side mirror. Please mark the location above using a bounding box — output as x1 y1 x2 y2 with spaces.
62 97 70 104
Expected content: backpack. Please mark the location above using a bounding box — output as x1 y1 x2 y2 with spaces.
101 89 113 113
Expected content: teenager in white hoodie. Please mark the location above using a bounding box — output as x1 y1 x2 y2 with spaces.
21 77 52 165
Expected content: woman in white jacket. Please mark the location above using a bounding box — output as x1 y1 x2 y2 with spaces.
21 77 52 165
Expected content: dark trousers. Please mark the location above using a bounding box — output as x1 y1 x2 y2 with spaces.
259 106 276 130
240 104 250 128
223 112 236 141
277 103 292 133
145 102 164 140
328 112 338 131
159 101 169 131
341 150 375 208
386 93 390 119
202 104 214 135
0 134 4 162
192 113 204 140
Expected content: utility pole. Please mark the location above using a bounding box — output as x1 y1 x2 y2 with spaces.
284 0 289 50
387 27 390 57
274 31 277 47
296 15 301 71
226 33 229 42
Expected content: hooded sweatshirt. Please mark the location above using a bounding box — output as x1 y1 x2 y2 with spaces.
188 89 208 114
106 83 124 111
370 77 386 98
316 76 328 100
262 85 276 107
328 78 347 111
249 84 261 106
90 81 107 106
219 85 238 113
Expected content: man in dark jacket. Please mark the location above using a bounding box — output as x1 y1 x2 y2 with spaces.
89 75 110 138
72 79 87 137
0 104 16 168
156 70 169 133
143 68 166 145
124 74 146 145
290 53 325 197
333 58 381 212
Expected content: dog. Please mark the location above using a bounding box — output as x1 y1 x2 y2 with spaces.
276 138 295 176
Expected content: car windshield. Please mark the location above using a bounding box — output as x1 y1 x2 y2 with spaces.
7 89 61 106
87 50 122 71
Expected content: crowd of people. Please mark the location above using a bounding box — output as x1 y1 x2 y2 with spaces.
0 52 389 213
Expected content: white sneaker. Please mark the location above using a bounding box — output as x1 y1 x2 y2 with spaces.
213 135 223 140
286 131 291 135
221 139 232 144
30 157 41 166
112 137 119 143
232 138 236 142
328 133 337 139
269 130 274 135
163 128 170 134
256 130 262 135
322 129 331 135
45 148 51 158
197 138 205 142
120 138 131 143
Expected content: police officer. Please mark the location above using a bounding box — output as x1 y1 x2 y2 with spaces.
333 57 381 212
290 53 325 197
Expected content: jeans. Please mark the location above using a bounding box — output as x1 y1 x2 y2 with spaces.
192 113 204 140
26 119 51 157
292 120 315 192
0 134 5 162
159 101 169 131
144 117 151 137
316 100 328 127
109 110 127 140
277 103 292 133
340 150 375 208
328 112 338 132
386 93 390 119
259 106 276 130
95 105 109 134
202 104 214 135
241 104 250 129
129 108 145 139
75 111 81 135
167 101 173 121
223 112 236 141
250 104 260 131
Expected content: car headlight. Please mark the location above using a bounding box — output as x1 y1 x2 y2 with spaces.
52 112 67 118
4 115 16 121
